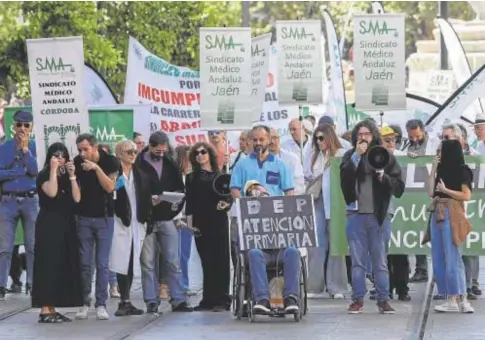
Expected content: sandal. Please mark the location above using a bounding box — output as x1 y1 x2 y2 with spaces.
38 313 62 323
55 312 72 322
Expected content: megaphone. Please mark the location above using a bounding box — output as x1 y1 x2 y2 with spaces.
213 173 232 198
367 145 390 171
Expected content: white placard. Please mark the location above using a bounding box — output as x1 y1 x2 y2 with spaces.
353 14 406 110
199 27 252 130
26 36 89 168
426 70 455 104
251 33 272 121
276 20 323 105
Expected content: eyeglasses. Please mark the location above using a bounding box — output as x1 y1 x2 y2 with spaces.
315 135 325 142
195 149 208 156
357 132 372 138
124 149 138 156
16 122 31 129
383 138 397 144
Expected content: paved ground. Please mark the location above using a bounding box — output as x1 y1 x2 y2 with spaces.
423 259 485 340
0 247 478 339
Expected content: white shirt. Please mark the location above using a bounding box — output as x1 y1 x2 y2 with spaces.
302 136 351 169
276 148 305 195
476 142 485 156
281 136 309 163
303 148 346 218
401 137 440 156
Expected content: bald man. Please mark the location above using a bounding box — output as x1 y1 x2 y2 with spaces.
270 128 305 195
280 119 309 162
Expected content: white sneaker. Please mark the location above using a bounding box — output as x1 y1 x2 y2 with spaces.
333 293 345 299
434 300 460 313
96 306 110 320
460 300 475 314
75 306 89 320
307 292 327 299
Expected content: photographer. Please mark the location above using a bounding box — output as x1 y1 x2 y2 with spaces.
340 120 404 314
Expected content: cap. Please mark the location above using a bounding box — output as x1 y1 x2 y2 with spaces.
379 126 397 137
318 115 334 126
244 180 261 194
13 110 33 123
149 131 169 145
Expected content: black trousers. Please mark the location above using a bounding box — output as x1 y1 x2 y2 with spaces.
10 245 22 285
195 221 230 308
388 255 409 295
116 243 134 301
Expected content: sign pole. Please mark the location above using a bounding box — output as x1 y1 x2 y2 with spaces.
299 104 304 164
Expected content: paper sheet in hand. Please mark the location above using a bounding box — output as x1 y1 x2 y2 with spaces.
160 192 185 203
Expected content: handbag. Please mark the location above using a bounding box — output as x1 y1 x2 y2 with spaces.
305 173 323 200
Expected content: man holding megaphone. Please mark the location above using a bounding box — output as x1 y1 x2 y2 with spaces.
339 120 405 315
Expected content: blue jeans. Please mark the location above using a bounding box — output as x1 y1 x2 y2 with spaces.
76 216 114 308
140 220 186 307
346 213 389 302
179 227 192 291
0 195 37 287
247 248 301 302
430 208 466 296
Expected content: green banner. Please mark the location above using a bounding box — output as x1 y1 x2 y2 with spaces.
4 107 133 149
330 155 485 256
3 107 133 244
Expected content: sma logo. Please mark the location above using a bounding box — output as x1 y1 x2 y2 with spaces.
251 44 265 57
359 20 398 37
36 57 74 73
205 35 244 51
281 27 315 40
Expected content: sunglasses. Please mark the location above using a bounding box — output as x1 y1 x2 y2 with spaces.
16 122 31 128
53 152 65 159
124 149 138 156
315 135 325 142
195 149 208 156
383 138 397 144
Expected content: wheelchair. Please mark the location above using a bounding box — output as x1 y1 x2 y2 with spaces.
232 248 308 323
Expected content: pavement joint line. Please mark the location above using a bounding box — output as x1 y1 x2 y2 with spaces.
409 267 434 340
107 291 203 340
0 304 31 322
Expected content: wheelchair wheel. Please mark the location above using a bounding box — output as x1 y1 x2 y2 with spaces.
237 261 246 320
300 256 308 316
232 258 239 317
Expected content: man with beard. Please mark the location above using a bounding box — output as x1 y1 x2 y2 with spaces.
230 125 300 314
74 133 120 320
340 120 404 314
136 131 193 315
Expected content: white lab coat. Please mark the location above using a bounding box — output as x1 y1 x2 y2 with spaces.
277 149 305 195
281 137 308 162
109 170 146 276
303 148 346 219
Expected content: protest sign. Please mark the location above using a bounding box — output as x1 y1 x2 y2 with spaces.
353 14 406 111
329 156 485 256
276 20 323 105
84 64 118 106
26 36 90 168
199 28 252 130
124 38 298 147
251 33 272 121
236 195 317 250
3 107 134 150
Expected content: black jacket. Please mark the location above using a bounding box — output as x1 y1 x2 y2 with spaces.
340 149 405 226
134 147 185 230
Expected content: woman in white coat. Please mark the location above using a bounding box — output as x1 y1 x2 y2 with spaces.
110 140 146 316
304 124 349 299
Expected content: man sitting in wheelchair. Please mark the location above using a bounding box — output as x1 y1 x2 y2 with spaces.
244 180 302 314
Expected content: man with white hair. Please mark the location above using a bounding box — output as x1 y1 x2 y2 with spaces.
281 119 310 162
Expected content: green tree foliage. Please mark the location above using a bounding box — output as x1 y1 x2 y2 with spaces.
0 1 476 100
